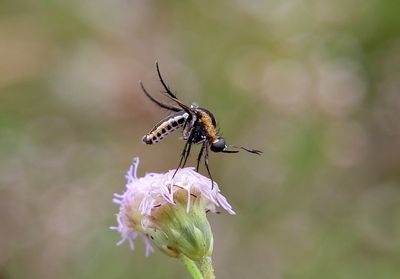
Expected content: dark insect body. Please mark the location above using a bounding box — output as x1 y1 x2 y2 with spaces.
140 62 262 188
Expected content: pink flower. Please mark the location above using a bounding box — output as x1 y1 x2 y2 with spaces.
111 157 235 257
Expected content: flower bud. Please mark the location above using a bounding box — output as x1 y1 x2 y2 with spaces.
148 190 213 260
111 157 235 259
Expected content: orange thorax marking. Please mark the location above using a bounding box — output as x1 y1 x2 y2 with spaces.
199 111 217 141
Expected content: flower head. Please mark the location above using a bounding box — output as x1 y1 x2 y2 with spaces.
111 157 235 259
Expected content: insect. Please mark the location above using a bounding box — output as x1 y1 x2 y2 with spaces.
140 62 262 188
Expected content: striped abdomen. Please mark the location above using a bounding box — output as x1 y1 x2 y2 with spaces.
142 111 189 144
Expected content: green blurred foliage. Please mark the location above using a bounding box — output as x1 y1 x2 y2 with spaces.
1 0 400 278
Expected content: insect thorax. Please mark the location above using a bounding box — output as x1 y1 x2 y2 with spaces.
183 109 218 144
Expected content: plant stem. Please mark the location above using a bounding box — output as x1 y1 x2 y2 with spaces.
181 255 204 279
198 256 215 279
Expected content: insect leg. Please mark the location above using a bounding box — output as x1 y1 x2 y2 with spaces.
155 61 178 99
155 62 195 115
173 129 196 178
181 139 193 169
196 142 205 172
172 125 197 178
139 81 181 112
173 139 191 178
204 143 215 190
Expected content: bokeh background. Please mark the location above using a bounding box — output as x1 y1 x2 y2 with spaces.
1 0 400 278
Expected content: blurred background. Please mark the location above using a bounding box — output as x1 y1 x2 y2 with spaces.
1 0 400 278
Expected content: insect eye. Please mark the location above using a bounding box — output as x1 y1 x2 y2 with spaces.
210 138 226 152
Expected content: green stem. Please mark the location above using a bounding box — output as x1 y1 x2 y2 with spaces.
181 255 204 279
198 256 215 279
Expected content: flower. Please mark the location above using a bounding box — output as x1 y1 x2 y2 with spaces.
111 157 235 259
